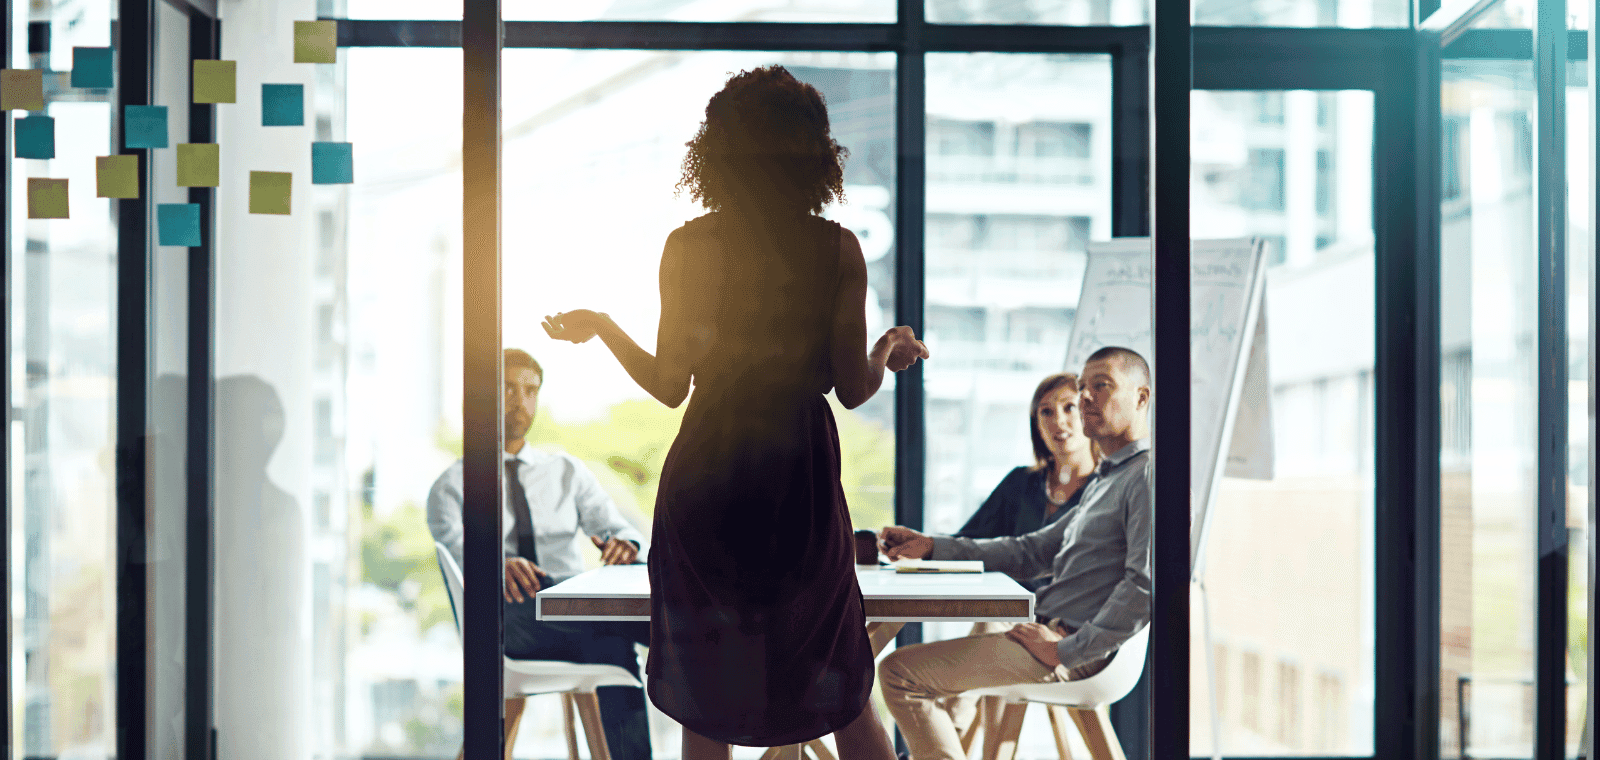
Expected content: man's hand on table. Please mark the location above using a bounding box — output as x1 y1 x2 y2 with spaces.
504 557 549 603
1006 622 1065 669
592 535 639 565
878 526 934 561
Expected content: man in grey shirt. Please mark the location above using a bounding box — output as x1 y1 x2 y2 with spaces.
876 346 1153 760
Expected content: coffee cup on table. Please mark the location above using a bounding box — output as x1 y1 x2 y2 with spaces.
854 529 880 565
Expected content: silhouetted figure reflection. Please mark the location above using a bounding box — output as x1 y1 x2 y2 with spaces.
544 65 929 760
214 375 305 760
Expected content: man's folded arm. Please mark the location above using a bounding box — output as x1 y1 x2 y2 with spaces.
929 514 1069 578
569 454 648 557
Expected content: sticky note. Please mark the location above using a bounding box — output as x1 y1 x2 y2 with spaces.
294 20 338 63
14 115 55 159
72 47 114 88
2 69 44 111
261 84 304 126
249 171 292 215
177 143 220 187
158 204 202 246
311 142 353 184
124 105 169 148
192 60 236 103
97 155 141 199
27 178 68 219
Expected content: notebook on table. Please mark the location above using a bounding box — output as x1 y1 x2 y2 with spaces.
891 559 984 573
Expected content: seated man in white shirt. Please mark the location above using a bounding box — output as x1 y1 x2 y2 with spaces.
427 349 651 760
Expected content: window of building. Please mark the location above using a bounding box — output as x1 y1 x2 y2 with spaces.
1245 148 1287 211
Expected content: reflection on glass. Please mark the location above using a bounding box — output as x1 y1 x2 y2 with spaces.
348 0 895 23
1188 89 1377 757
1192 0 1406 26
345 48 894 758
8 5 118 758
1564 62 1592 760
926 0 1146 25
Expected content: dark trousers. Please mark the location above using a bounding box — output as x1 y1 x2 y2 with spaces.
503 597 652 760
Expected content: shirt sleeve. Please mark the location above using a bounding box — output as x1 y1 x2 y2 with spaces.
954 468 1025 539
425 465 469 573
930 509 1068 580
1054 458 1153 670
568 455 648 558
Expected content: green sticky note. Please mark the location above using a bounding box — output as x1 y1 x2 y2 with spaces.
124 105 169 149
311 142 353 184
177 143 220 187
158 203 203 247
97 155 141 199
294 20 337 63
27 178 68 218
193 60 237 104
72 47 114 88
249 171 292 215
14 115 55 159
2 69 44 111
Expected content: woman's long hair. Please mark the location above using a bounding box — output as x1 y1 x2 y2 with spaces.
676 65 848 216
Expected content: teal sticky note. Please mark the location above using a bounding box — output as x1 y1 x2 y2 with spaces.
311 142 352 184
14 115 54 159
123 105 169 148
72 47 113 88
158 203 202 247
261 84 304 126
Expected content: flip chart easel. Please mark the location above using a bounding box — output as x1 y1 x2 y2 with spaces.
1064 237 1274 760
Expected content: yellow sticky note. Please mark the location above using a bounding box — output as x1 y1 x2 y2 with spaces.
293 20 337 64
2 69 45 111
27 178 68 218
97 155 141 199
192 60 236 103
177 143 220 187
249 171 292 215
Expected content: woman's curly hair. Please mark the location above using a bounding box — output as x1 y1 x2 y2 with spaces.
676 65 848 215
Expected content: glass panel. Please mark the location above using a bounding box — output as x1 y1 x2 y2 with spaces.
8 2 119 759
343 46 465 758
920 51 1111 759
148 3 192 758
346 0 896 23
1439 59 1537 760
1189 89 1377 757
1191 0 1406 27
926 0 1147 26
1565 60 1591 760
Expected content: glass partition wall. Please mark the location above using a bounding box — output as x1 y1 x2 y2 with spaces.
1 1 1594 760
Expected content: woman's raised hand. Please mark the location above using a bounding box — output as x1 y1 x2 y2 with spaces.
879 326 930 372
542 309 608 344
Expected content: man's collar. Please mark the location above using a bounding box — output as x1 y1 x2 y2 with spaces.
502 449 528 465
1096 437 1151 475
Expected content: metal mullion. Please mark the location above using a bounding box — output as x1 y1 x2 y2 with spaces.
1372 36 1440 760
1 0 11 752
1532 0 1569 755
462 0 506 758
1111 36 1150 238
1150 2 1191 760
892 0 926 676
116 0 156 759
186 11 219 760
920 23 1146 51
1442 28 1588 59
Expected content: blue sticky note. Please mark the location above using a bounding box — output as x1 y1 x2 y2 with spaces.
311 142 353 184
261 84 304 127
14 115 54 159
72 47 114 88
157 203 202 247
123 105 169 148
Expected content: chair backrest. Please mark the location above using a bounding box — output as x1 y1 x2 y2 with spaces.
435 542 465 638
1075 623 1149 705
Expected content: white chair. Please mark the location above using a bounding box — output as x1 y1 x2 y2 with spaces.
958 625 1150 760
436 542 643 760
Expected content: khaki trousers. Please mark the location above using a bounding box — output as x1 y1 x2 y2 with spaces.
879 621 1109 760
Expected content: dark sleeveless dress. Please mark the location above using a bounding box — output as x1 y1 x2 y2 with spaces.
645 211 874 747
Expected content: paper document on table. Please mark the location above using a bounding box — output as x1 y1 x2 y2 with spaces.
892 559 983 573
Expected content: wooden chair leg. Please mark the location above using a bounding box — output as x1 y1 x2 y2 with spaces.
1067 706 1126 760
958 698 984 758
1045 705 1076 760
573 692 614 760
804 738 839 760
563 694 582 760
981 701 1029 760
504 697 528 760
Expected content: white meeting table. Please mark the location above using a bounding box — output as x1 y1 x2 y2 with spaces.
537 563 1034 760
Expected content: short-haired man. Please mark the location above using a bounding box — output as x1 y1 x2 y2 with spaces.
876 346 1154 760
427 349 652 760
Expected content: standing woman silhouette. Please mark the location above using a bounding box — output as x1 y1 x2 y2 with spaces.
543 65 928 760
